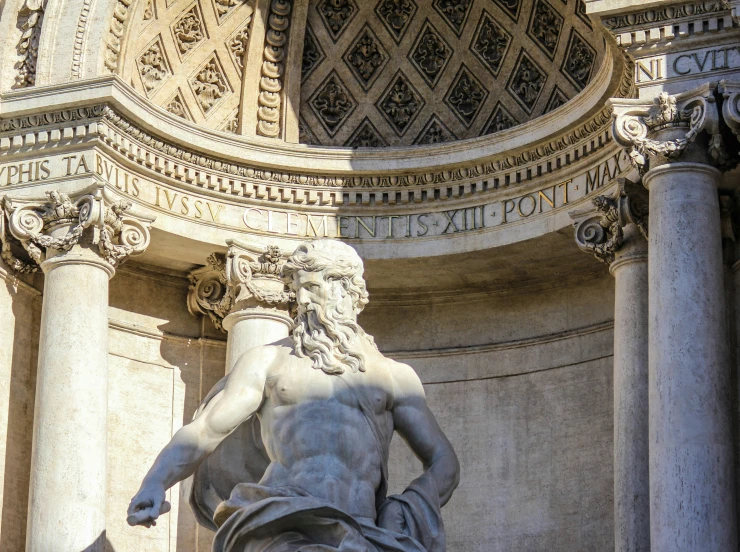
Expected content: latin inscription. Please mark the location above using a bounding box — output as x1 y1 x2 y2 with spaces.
0 150 629 240
636 46 740 83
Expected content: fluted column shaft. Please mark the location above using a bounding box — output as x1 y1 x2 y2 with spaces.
27 244 113 552
644 162 737 552
610 224 650 552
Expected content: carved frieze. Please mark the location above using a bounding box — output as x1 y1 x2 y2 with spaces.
316 0 357 41
0 189 151 273
481 102 519 135
173 6 206 57
527 0 563 60
375 0 417 43
376 72 425 136
470 11 512 77
571 178 648 265
188 244 293 331
507 52 547 114
408 20 452 88
345 118 388 148
138 38 172 94
228 22 251 74
309 71 357 137
301 24 325 82
415 115 456 145
433 0 474 36
190 56 231 115
444 65 488 128
343 25 389 90
561 29 596 91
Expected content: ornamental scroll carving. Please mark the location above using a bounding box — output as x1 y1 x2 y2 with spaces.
257 0 292 138
0 189 151 272
611 84 730 175
188 244 294 331
571 178 648 265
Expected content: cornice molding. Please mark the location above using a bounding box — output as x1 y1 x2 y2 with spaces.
0 50 634 203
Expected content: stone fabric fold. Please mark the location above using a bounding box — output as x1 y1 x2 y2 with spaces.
211 480 443 552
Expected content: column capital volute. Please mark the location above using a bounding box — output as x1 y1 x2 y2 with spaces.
0 185 153 276
187 242 294 332
609 83 732 175
570 177 649 266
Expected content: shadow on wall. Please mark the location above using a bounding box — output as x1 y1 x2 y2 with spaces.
0 276 40 552
157 317 222 551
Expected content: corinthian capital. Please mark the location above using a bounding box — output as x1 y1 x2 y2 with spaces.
610 83 729 174
570 178 648 265
720 80 740 141
187 243 293 331
0 188 152 274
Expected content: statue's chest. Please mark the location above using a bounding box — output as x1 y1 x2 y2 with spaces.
267 362 389 414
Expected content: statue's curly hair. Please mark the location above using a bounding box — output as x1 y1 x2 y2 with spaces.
281 239 369 314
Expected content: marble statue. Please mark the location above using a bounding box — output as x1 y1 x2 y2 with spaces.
127 239 460 551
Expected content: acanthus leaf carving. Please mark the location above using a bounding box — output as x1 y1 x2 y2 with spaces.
570 178 648 265
611 85 726 175
188 244 293 331
0 189 151 272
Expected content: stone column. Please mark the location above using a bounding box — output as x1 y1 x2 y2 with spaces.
188 242 293 373
1 187 151 552
572 178 650 552
612 84 738 552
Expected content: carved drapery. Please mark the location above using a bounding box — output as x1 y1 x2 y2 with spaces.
571 178 648 265
188 243 294 331
610 84 732 175
0 188 151 273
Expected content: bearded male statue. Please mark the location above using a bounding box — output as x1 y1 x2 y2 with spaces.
128 239 460 551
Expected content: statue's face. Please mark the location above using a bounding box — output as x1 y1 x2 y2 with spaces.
292 269 354 318
292 270 332 312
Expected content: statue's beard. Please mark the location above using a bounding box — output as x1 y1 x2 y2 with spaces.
292 301 366 375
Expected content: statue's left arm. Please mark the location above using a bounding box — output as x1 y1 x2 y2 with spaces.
390 361 460 506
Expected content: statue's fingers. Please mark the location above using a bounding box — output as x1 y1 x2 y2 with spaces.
160 501 172 515
126 509 154 526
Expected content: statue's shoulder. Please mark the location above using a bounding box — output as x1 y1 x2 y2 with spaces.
375 354 424 400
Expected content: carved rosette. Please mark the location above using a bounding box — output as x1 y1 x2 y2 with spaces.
0 189 151 273
188 244 294 331
570 178 649 265
257 0 292 138
610 84 733 175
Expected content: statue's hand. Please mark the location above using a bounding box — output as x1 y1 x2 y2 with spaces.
127 484 171 528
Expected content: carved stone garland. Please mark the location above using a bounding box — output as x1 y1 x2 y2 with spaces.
15 0 48 87
257 0 292 138
571 178 649 265
0 189 151 273
188 244 294 331
611 84 732 175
